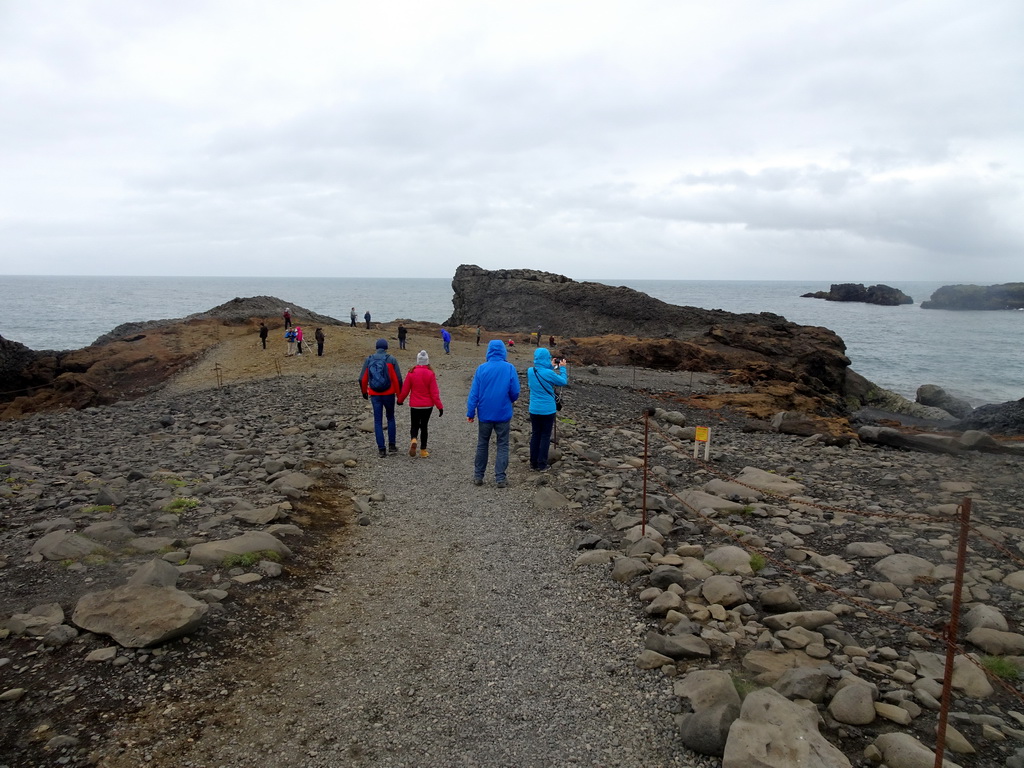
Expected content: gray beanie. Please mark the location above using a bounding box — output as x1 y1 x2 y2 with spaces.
416 350 429 365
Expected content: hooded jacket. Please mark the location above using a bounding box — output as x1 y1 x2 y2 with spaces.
527 347 568 415
466 340 519 422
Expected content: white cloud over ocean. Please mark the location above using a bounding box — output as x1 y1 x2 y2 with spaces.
0 0 1021 281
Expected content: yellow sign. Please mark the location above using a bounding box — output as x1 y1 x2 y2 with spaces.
695 426 709 442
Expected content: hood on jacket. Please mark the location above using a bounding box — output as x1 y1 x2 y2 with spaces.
485 339 507 361
533 347 552 368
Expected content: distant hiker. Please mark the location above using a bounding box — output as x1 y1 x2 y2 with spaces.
466 340 519 487
350 307 357 327
258 322 269 350
364 310 371 329
315 327 325 356
397 323 408 350
284 327 297 356
535 326 541 345
548 335 555 347
527 348 568 472
295 326 304 355
475 326 481 346
441 327 451 355
397 350 444 458
283 308 292 329
359 339 403 457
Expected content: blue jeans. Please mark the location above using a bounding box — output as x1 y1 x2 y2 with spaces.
529 413 556 469
443 340 450 354
370 395 397 450
474 420 510 482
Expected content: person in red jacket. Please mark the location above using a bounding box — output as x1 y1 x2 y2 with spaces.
397 350 444 457
359 339 404 457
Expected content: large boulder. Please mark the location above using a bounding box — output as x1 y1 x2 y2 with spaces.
723 687 851 768
675 670 742 757
916 385 973 419
72 585 208 647
187 531 292 566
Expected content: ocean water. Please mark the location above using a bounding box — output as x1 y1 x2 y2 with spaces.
1 275 1020 406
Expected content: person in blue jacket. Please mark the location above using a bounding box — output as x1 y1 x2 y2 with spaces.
526 347 568 471
466 340 520 487
441 327 452 355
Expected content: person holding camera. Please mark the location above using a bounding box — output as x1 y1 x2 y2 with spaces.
526 347 568 472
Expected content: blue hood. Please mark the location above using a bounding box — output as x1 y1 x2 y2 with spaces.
486 339 507 361
533 347 552 367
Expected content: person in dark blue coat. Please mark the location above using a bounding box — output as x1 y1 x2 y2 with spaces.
466 340 519 487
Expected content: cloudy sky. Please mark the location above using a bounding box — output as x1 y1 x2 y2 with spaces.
1 1 1021 281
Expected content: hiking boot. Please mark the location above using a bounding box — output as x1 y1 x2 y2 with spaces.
378 449 387 458
473 477 483 486
419 449 430 458
388 444 398 453
496 480 507 488
409 438 417 456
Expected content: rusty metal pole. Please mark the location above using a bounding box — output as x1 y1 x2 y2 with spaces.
934 497 972 768
641 410 651 538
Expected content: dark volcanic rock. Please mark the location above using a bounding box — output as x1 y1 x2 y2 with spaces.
445 264 791 338
921 283 1024 310
445 265 855 414
801 283 913 306
953 398 1024 435
916 384 973 419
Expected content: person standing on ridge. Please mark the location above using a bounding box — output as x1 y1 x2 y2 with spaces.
359 339 403 457
527 347 568 472
364 310 372 329
441 327 451 355
315 327 325 356
397 323 408 350
350 307 357 327
397 350 444 458
294 325 304 355
466 340 519 487
283 308 292 329
476 325 481 346
258 322 269 350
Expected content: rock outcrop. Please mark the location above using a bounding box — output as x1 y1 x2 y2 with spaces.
921 283 1024 310
801 283 913 306
0 297 340 419
446 265 854 415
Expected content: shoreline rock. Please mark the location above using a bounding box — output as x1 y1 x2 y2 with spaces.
802 282 913 306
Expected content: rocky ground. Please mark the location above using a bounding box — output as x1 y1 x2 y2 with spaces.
2 322 1024 767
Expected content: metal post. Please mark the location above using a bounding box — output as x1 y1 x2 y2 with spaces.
934 497 972 768
642 409 652 537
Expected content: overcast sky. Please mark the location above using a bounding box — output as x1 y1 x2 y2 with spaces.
1 1 1021 281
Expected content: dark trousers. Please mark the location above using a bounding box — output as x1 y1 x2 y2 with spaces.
350 317 356 327
399 337 406 349
529 413 556 469
410 407 432 448
284 318 291 329
370 395 397 450
317 342 324 356
297 341 303 354
260 337 267 349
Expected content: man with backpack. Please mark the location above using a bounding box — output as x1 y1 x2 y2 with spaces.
359 339 403 457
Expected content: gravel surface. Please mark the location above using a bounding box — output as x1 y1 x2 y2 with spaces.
97 357 709 768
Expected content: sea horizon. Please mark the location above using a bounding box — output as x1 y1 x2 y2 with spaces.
1 274 1021 406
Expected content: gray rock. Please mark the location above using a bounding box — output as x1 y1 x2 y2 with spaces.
645 631 712 659
758 585 803 613
610 557 650 583
965 627 1024 656
723 687 851 768
81 520 136 542
874 732 963 768
702 575 747 607
73 585 208 648
963 604 1008 632
675 670 741 757
30 530 109 561
772 667 829 703
532 487 569 509
761 611 837 631
187 531 292 566
127 558 180 588
873 553 935 586
827 683 876 725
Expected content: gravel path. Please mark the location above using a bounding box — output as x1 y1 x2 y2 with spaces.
116 362 703 768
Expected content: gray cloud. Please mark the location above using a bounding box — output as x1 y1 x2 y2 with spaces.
0 0 1021 280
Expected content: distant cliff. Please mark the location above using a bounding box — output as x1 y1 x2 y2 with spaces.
921 283 1024 310
801 283 913 306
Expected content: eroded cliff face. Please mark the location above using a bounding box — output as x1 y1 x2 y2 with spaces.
444 265 791 338
446 265 853 413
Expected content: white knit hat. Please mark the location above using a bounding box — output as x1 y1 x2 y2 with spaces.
417 350 429 365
